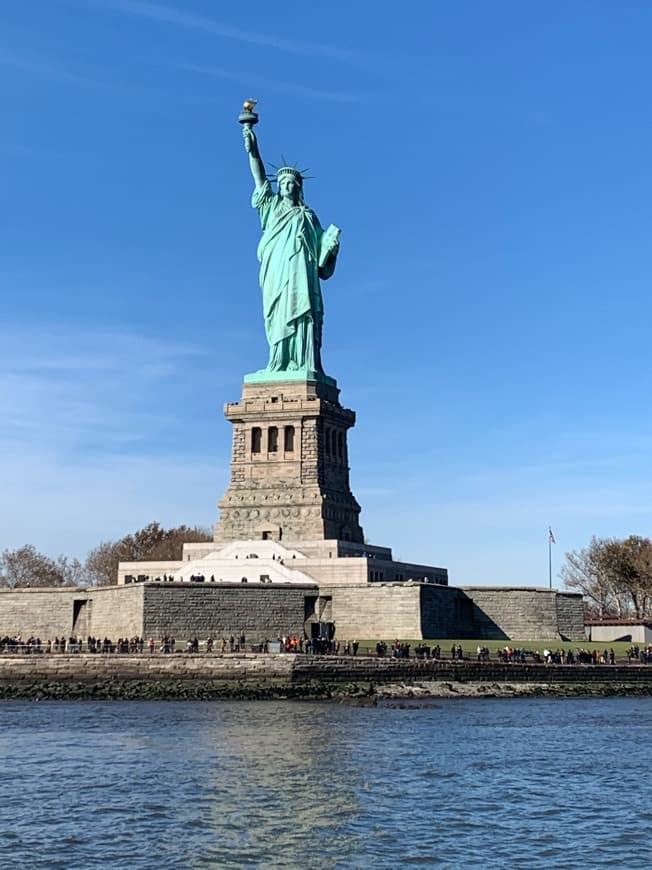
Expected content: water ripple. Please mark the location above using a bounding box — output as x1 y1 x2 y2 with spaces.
1 697 652 868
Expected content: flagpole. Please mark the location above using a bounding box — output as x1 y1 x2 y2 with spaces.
547 527 556 589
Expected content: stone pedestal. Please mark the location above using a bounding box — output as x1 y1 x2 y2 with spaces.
215 379 364 544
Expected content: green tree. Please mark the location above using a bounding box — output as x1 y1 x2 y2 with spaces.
85 521 212 586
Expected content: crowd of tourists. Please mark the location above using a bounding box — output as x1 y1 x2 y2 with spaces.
3 633 652 664
378 641 443 659
0 635 148 654
628 645 652 663
478 645 610 665
493 646 620 665
547 648 615 665
282 637 359 654
0 631 341 656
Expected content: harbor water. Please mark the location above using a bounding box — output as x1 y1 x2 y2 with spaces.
1 697 651 868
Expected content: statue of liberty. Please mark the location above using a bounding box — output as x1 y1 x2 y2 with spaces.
240 102 340 383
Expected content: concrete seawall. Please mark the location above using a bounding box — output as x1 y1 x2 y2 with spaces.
3 654 652 699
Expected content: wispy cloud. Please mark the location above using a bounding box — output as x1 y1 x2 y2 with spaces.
0 443 222 558
177 63 361 105
0 324 204 455
93 0 354 62
0 321 227 556
0 49 84 83
364 486 652 586
0 45 219 107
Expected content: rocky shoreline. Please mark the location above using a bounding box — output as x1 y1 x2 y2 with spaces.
375 680 652 700
2 653 652 700
2 678 652 702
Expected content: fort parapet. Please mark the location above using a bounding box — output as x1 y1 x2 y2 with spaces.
0 581 584 642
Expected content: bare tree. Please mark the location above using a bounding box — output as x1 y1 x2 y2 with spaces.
562 535 652 619
85 540 123 588
605 536 652 619
85 521 213 586
0 545 82 588
561 537 618 617
53 555 86 587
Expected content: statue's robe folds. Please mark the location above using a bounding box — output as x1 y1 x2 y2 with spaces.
252 180 335 373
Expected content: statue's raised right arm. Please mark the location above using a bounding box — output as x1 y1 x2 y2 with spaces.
243 127 266 188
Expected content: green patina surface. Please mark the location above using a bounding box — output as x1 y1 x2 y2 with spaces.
243 368 336 387
240 105 340 383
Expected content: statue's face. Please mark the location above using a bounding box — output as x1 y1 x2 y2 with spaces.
279 174 301 203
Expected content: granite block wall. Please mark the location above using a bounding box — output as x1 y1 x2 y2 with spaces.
0 585 146 641
321 583 422 639
0 588 79 639
461 587 584 641
90 585 144 639
420 585 475 638
2 655 652 692
555 593 586 641
0 653 296 685
141 583 308 642
0 582 585 644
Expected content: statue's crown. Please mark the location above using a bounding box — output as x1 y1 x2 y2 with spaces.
267 158 311 186
276 166 303 185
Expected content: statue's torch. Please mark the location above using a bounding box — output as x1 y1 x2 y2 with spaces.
238 98 259 130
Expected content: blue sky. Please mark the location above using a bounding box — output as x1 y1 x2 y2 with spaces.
2 0 652 586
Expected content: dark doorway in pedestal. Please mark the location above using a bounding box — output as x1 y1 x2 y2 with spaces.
311 622 335 640
72 599 90 636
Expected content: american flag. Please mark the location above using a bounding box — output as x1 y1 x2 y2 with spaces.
548 527 556 544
